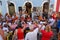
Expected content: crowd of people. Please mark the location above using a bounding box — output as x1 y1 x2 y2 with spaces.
0 10 60 40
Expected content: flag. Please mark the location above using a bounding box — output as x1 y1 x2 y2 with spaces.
53 0 60 12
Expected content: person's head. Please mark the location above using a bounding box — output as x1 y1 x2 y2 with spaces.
19 10 22 14
5 13 9 16
12 20 15 24
4 24 8 27
45 25 51 32
16 22 23 29
29 25 34 31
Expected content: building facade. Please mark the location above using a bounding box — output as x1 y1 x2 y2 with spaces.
0 0 50 16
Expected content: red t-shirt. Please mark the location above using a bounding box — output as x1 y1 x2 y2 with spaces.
41 30 53 40
17 28 24 40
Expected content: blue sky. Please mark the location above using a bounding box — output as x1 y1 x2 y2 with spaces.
1 0 55 16
50 0 55 5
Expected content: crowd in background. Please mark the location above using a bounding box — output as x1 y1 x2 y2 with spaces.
0 9 60 40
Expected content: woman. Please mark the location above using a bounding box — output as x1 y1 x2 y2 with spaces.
12 23 26 40
40 25 53 40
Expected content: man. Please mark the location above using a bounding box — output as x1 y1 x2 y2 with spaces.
25 24 45 40
25 25 38 40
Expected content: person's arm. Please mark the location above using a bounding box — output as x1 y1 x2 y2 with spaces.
0 30 6 40
12 29 17 40
38 24 43 32
1 31 5 40
33 28 39 34
22 26 26 31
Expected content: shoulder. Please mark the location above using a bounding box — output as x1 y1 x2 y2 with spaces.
41 30 45 33
25 32 32 38
49 31 53 35
33 28 38 32
50 31 53 33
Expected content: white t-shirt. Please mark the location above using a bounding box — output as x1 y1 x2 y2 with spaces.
25 28 38 40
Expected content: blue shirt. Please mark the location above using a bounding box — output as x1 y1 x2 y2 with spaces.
57 20 60 28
